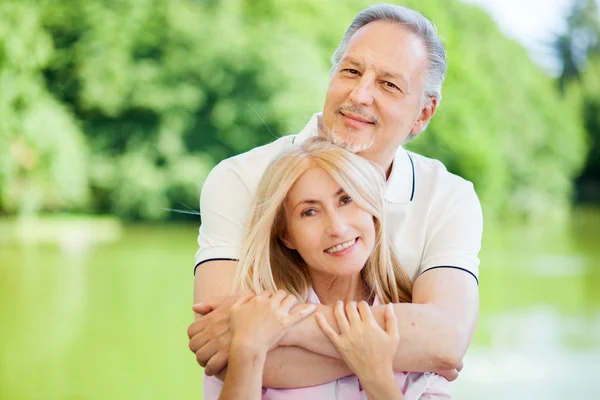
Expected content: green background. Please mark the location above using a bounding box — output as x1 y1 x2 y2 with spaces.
1 0 599 399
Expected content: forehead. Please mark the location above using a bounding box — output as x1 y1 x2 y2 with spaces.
342 20 428 80
286 167 340 201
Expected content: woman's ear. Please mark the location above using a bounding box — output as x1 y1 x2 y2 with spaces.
280 234 296 250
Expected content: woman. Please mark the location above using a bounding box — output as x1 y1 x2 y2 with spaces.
205 138 450 399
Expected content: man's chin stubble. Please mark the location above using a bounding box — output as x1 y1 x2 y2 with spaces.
330 128 376 154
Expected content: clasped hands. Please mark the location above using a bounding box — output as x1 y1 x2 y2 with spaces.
187 293 461 381
187 292 316 377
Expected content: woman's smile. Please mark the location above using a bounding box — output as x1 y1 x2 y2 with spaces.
324 238 359 255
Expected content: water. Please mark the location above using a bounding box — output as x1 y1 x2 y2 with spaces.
1 208 599 399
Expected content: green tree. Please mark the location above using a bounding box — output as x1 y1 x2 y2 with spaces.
0 1 89 216
553 0 600 201
0 0 590 220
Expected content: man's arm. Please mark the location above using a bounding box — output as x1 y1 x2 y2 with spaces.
191 261 475 387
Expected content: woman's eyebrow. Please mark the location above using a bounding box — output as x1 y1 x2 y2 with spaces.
292 188 345 211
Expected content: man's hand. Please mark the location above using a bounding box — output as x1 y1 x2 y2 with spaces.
437 359 463 382
187 296 238 376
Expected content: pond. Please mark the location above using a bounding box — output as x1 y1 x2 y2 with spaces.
1 207 599 399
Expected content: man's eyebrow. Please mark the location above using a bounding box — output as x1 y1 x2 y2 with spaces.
381 70 410 89
341 57 409 89
340 57 363 70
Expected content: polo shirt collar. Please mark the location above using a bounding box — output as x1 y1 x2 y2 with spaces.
292 113 321 145
385 145 415 204
293 113 415 204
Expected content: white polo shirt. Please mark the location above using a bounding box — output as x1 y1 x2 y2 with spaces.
195 114 482 283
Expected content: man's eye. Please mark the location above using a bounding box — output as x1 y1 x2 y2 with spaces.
384 81 399 90
342 68 359 75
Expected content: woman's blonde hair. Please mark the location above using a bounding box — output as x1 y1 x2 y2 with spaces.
233 137 412 304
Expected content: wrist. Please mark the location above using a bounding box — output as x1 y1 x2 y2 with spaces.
358 366 396 387
230 339 268 363
361 369 402 400
279 326 296 346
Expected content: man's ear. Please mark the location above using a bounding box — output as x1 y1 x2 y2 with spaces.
280 235 296 250
410 97 438 136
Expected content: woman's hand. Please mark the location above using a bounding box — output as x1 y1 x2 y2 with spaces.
316 301 402 396
229 290 317 356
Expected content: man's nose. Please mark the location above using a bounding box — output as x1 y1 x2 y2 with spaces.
348 76 375 106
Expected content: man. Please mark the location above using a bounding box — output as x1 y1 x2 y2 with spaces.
188 3 482 389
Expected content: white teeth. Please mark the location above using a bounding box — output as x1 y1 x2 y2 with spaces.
325 239 356 254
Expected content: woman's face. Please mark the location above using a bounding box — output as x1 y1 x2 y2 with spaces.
282 166 376 278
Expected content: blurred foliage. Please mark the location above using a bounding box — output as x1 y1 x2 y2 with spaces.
580 56 600 177
0 0 591 220
554 0 600 202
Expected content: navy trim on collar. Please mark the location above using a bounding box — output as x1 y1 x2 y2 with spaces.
408 152 415 202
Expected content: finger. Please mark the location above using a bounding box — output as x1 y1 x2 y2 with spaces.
285 304 316 326
439 368 459 382
232 293 255 308
192 303 215 315
189 328 207 353
188 326 213 352
280 294 298 313
334 301 350 333
345 301 361 327
187 319 207 340
203 350 229 377
384 303 399 339
193 340 218 367
357 301 378 326
205 297 230 311
271 289 287 308
315 312 340 345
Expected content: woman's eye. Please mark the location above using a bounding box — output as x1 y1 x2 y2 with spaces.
301 209 316 217
340 195 352 205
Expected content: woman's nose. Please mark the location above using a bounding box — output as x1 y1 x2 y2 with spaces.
325 212 348 237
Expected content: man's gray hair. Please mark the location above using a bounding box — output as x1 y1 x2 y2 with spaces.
331 4 447 105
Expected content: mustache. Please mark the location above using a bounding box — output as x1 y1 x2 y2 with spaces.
335 104 379 125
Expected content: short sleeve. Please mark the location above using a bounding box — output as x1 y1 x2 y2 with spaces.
419 181 483 283
194 160 253 270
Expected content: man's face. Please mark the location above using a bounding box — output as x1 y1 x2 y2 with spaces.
322 21 436 167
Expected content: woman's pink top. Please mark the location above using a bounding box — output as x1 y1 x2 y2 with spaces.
203 289 451 399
